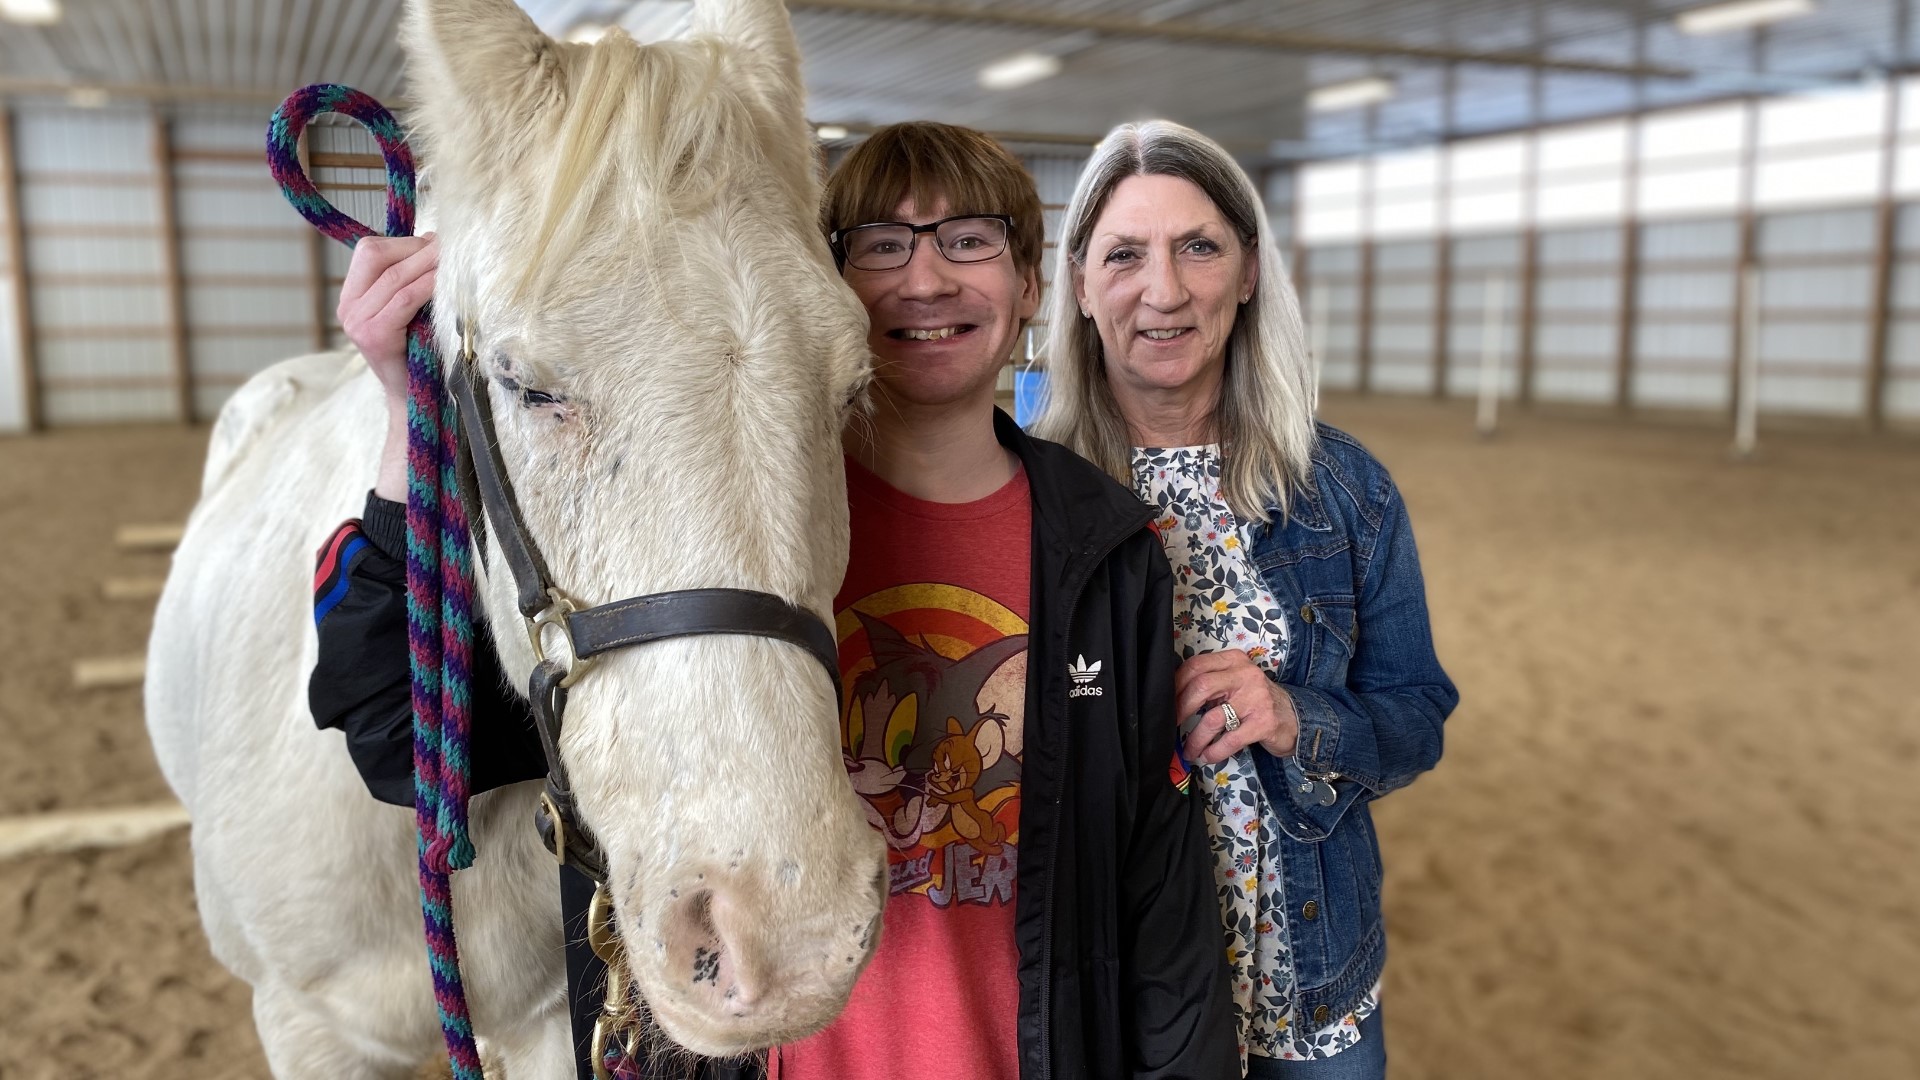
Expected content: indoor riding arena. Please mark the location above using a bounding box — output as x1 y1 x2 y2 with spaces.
1 2 1915 1079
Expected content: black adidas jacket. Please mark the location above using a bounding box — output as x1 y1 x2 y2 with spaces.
310 409 1238 1079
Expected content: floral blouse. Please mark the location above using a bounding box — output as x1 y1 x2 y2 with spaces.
1131 445 1379 1068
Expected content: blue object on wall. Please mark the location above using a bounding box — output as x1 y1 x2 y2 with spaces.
1014 369 1048 427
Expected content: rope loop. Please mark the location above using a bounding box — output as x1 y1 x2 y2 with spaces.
269 83 481 1080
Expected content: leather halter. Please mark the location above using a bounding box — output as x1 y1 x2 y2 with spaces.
447 334 840 883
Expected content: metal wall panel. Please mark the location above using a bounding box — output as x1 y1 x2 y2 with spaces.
1445 236 1523 398
1533 223 1622 405
1755 209 1877 417
172 106 322 418
1303 244 1362 391
1888 205 1920 418
1369 240 1436 394
1631 216 1737 410
14 106 172 425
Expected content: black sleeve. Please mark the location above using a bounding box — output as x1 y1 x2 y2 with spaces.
1119 534 1239 1078
310 491 548 806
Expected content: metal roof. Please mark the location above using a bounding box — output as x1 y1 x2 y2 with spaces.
0 0 1906 160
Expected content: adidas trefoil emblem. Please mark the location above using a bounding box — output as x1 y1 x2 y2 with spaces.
1068 655 1104 698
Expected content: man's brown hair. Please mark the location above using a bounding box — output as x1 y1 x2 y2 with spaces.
821 122 1045 277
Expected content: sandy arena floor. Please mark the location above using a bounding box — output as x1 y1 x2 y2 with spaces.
1 396 1915 1079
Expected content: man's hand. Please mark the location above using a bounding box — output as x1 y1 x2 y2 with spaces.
339 234 438 405
1175 649 1299 766
338 235 437 501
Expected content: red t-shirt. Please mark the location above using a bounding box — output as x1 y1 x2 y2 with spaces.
773 456 1032 1080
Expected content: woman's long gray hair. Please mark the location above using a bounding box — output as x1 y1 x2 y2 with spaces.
1030 119 1317 522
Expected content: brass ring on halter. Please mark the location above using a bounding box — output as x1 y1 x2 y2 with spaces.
539 789 567 866
587 883 620 963
1220 700 1241 733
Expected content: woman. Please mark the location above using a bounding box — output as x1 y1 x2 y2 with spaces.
1034 120 1457 1079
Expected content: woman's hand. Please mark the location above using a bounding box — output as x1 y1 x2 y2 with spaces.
1176 649 1299 766
338 233 438 405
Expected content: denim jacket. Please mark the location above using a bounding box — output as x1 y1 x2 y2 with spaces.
1244 422 1458 1029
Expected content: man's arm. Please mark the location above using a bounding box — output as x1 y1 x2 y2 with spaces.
311 491 547 806
1118 538 1239 1078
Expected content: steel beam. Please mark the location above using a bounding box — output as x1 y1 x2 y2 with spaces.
0 107 35 431
786 1 1690 78
151 114 194 424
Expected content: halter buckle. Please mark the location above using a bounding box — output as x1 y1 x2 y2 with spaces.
528 588 595 688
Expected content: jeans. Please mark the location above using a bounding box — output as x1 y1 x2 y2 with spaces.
1242 1005 1386 1080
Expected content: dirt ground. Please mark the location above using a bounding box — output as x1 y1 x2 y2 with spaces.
1 397 1915 1079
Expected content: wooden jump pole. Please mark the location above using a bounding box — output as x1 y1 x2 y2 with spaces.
1732 266 1761 459
1476 275 1506 438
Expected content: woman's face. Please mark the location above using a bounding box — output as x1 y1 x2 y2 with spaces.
1073 173 1256 401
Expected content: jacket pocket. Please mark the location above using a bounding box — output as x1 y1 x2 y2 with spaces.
1300 593 1356 687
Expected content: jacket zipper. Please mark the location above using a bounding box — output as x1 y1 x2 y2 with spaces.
1035 519 1149 1080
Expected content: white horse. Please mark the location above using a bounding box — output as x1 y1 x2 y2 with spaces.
144 0 885 1074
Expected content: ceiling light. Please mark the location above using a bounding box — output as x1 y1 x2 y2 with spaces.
815 124 849 141
0 0 61 26
1676 0 1816 35
566 22 609 43
980 52 1062 91
66 86 108 109
1308 76 1395 113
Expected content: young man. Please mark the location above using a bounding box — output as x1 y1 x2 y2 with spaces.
311 122 1234 1079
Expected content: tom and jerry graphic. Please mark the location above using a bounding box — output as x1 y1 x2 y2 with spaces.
837 587 1026 909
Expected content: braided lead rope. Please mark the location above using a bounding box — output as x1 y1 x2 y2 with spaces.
268 84 482 1080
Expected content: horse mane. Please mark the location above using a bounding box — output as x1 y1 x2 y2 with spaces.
515 29 773 302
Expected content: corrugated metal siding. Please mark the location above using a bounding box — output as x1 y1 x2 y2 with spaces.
1368 239 1435 394
1532 225 1620 404
1303 243 1362 392
1888 206 1920 419
15 107 174 425
1445 234 1522 399
1633 218 1737 410
1754 208 1876 417
173 105 321 419
0 102 399 428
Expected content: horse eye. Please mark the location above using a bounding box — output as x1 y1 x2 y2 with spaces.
521 388 562 408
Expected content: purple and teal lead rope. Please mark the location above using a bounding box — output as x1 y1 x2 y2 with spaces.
268 84 483 1080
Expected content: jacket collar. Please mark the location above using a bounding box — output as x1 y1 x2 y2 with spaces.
992 408 1154 576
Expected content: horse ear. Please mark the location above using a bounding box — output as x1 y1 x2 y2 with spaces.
405 0 566 123
689 0 804 121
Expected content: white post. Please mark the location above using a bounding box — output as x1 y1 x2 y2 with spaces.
1476 275 1506 437
1733 266 1761 459
1309 283 1329 407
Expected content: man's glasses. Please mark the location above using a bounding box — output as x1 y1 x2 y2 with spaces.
829 214 1014 272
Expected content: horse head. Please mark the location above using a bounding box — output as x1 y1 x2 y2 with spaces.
405 0 882 1055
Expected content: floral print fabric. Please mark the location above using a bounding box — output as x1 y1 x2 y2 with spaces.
1131 445 1378 1068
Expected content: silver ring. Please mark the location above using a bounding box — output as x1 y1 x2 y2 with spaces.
1219 700 1241 732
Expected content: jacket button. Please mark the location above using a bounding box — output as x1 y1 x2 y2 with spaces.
1301 900 1319 921
1300 604 1317 624
1312 1005 1331 1027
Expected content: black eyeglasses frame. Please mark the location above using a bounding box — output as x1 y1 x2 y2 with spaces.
828 213 1016 271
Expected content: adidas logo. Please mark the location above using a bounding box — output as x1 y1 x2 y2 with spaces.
1068 655 1104 698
